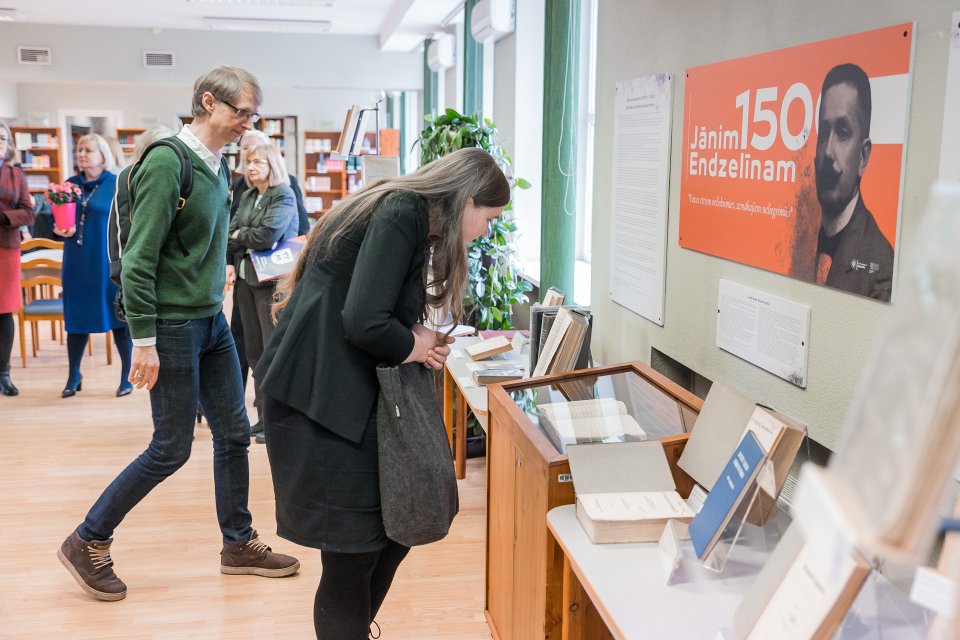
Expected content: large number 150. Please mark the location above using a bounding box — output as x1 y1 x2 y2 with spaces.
734 83 814 152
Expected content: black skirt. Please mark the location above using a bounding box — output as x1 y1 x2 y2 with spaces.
263 394 387 553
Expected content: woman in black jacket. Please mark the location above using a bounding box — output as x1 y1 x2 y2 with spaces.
255 147 510 639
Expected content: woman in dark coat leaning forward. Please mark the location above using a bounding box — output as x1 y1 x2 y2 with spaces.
254 147 511 639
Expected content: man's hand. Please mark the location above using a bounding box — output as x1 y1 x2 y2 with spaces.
129 345 160 390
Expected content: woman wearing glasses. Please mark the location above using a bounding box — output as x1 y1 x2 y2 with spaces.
55 133 133 398
0 122 36 397
226 142 297 442
227 129 309 421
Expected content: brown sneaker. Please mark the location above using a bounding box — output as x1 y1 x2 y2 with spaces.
58 529 127 601
220 530 300 578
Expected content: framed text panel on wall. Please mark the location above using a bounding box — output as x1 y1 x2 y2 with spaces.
679 23 914 304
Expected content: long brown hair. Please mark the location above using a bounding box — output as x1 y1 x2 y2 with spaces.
273 147 510 322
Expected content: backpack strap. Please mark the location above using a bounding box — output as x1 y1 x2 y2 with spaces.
129 137 194 257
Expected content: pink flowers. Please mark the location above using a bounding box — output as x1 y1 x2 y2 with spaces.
45 182 82 205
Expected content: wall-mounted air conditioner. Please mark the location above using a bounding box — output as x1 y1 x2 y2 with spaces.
470 0 515 43
427 34 455 72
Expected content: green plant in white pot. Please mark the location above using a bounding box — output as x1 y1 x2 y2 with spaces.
417 108 532 330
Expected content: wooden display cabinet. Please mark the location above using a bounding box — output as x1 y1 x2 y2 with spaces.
484 361 702 640
11 126 62 193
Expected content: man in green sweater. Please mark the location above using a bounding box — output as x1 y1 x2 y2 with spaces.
58 66 300 602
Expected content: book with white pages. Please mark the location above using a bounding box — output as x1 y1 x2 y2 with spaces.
464 335 513 360
569 441 690 543
538 398 647 452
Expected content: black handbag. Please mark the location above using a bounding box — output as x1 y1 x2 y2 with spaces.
376 363 459 547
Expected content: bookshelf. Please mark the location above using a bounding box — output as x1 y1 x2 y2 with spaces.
301 128 403 218
116 127 145 165
303 130 347 218
178 114 298 179
11 126 62 194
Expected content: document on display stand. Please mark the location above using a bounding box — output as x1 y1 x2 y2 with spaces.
608 74 673 326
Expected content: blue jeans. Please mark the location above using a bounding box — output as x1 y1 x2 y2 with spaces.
79 313 254 545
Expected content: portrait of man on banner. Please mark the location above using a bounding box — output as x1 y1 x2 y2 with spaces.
812 63 893 302
678 23 911 304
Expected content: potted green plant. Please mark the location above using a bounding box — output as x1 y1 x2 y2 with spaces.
417 108 532 330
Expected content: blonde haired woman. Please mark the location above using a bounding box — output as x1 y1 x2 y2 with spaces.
255 147 510 638
226 142 297 440
56 133 132 398
0 122 36 396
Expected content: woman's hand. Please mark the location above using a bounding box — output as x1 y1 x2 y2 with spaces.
404 324 455 369
53 226 76 238
225 265 236 291
424 331 454 371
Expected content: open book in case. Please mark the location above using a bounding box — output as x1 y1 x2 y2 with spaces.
484 361 702 640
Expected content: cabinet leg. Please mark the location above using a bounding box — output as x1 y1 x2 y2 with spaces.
443 367 454 456
455 391 467 479
562 555 614 640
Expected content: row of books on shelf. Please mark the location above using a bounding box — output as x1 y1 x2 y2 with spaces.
259 119 285 136
117 133 140 146
20 152 53 169
305 138 334 154
15 132 58 148
304 196 341 212
315 158 346 173
26 175 50 190
304 176 332 192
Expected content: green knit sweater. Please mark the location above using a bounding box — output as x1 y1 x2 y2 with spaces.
121 146 229 340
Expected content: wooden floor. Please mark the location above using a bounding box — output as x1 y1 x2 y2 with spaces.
0 326 493 640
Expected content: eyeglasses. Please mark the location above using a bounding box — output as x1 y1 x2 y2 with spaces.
247 159 269 166
218 98 261 123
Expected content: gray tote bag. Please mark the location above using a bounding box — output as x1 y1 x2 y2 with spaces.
376 363 460 546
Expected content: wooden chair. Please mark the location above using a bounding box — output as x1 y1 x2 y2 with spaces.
20 238 64 343
19 238 112 366
17 273 64 368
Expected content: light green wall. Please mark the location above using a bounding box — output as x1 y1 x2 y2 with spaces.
591 1 953 447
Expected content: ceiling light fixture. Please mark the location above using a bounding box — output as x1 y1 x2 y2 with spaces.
201 17 332 33
187 0 334 7
0 8 24 21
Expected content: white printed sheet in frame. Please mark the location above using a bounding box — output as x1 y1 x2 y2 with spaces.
716 279 811 388
939 12 960 181
608 74 673 325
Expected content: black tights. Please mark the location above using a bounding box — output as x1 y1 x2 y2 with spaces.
314 539 410 640
0 313 13 371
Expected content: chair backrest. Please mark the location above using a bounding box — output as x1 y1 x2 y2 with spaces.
20 238 64 252
21 257 62 271
21 273 62 302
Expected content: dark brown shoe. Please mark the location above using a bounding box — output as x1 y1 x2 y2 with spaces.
58 529 127 601
220 530 300 578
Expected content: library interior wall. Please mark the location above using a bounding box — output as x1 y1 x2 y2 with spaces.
0 22 420 155
591 1 952 448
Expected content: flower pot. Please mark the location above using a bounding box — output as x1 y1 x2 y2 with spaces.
51 202 76 230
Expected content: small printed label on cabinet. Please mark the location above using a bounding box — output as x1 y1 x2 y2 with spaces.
557 474 573 483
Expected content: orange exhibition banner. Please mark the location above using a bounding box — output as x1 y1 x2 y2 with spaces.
679 24 914 303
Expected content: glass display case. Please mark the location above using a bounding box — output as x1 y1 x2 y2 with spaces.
484 361 703 640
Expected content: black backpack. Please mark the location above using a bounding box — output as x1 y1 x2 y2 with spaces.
108 137 194 288
108 137 227 320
